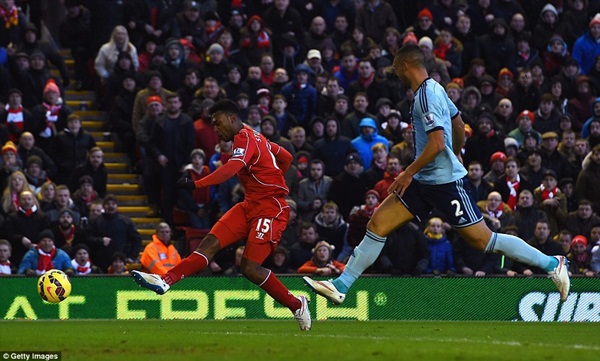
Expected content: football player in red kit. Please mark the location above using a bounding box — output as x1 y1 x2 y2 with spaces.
132 99 311 330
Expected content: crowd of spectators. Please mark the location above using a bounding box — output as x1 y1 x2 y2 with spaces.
0 0 600 277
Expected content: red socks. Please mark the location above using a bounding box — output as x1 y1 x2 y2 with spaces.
163 252 208 285
260 271 301 312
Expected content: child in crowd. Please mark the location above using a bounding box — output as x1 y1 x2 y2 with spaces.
424 217 456 275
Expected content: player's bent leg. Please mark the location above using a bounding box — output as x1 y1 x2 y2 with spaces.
456 222 570 301
161 234 221 286
241 257 311 330
305 196 413 303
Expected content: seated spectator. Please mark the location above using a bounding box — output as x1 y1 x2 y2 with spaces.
477 191 515 233
289 222 321 270
178 149 211 229
72 175 99 219
467 161 493 202
533 169 566 236
328 152 371 220
373 156 401 200
18 229 73 276
44 185 81 226
563 199 600 242
297 240 345 276
53 114 96 186
0 141 22 189
51 208 85 256
30 79 73 155
374 221 429 276
94 25 138 83
140 222 181 274
313 201 351 262
424 217 456 275
37 180 56 210
86 194 142 272
17 131 57 180
1 171 34 216
0 89 35 143
223 245 244 276
71 243 102 275
567 235 594 277
23 155 47 194
511 220 564 275
69 147 107 198
0 239 15 274
296 159 332 222
263 246 294 274
347 189 380 247
107 251 129 275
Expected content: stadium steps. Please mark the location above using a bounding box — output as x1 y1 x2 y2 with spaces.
59 68 157 244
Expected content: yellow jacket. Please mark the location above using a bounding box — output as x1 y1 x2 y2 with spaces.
140 235 181 274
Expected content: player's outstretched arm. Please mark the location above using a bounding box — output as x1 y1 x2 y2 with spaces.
191 160 245 188
270 141 293 173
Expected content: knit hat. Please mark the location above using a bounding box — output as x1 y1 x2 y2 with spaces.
571 235 588 248
73 243 90 254
590 13 600 28
365 189 381 202
311 240 335 254
542 131 559 140
38 229 54 242
43 79 60 97
203 10 220 22
402 31 418 46
256 88 271 99
79 175 94 186
26 155 43 167
30 50 46 61
504 137 518 149
1 141 17 156
345 152 362 165
286 199 297 213
490 151 507 163
375 98 392 109
542 169 557 180
518 110 535 122
541 3 558 18
58 208 75 218
446 82 462 91
418 7 433 20
207 43 224 55
8 88 22 97
418 36 433 50
498 68 514 80
146 95 162 107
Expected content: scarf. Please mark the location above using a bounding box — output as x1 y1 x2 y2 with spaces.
19 204 37 216
540 184 558 200
506 174 520 210
575 252 588 267
358 72 375 89
434 42 451 60
40 102 62 138
5 104 24 142
37 245 56 275
71 259 91 275
487 204 503 219
426 232 443 240
0 260 10 274
61 224 76 246
0 5 18 28
80 192 97 207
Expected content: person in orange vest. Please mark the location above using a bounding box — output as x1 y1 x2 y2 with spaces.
140 222 181 274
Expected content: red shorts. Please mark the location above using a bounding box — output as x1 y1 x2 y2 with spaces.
211 197 290 264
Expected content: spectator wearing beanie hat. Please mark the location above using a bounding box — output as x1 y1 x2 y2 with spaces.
347 189 381 247
0 140 20 183
131 70 176 134
71 243 102 275
405 7 438 41
567 235 594 276
328 152 371 219
24 155 47 193
297 240 345 275
496 68 514 97
508 110 542 147
572 13 600 75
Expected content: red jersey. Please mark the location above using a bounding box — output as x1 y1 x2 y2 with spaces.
229 126 289 202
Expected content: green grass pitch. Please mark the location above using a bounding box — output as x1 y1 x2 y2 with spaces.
1 320 598 361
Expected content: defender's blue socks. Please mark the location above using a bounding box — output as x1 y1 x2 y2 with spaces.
333 230 387 292
485 232 558 272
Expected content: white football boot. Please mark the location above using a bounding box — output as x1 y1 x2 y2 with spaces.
293 295 311 331
303 276 346 305
132 270 170 295
548 255 570 301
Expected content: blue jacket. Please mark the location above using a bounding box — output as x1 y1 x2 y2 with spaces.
281 64 317 127
351 117 390 170
581 97 600 139
425 235 456 274
572 31 600 75
18 248 72 274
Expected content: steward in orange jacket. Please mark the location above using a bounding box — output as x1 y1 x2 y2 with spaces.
140 223 181 274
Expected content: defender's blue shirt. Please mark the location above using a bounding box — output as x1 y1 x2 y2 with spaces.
411 78 467 184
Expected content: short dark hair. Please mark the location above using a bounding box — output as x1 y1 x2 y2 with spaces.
395 44 425 68
209 99 240 118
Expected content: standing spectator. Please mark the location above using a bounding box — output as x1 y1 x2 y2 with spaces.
373 156 401 201
51 208 85 255
0 141 21 189
351 119 389 172
423 216 456 275
123 0 173 49
328 152 370 220
512 189 548 241
463 113 506 172
17 229 73 276
342 92 375 139
572 13 600 75
563 199 600 242
347 188 380 248
313 201 351 262
296 159 332 221
567 75 594 131
17 132 55 180
86 194 142 272
131 71 176 134
467 161 493 202
53 114 96 186
312 117 354 177
71 175 99 220
159 38 194 92
333 50 359 91
172 0 207 55
0 239 14 274
178 149 211 229
94 25 139 83
390 125 416 170
44 185 81 226
23 155 47 194
355 0 397 44
59 0 93 90
149 94 195 223
289 222 321 270
533 169 567 236
346 59 389 115
281 64 317 129
108 73 138 168
0 0 26 47
262 0 305 51
575 145 600 214
479 18 516 77
454 15 480 75
2 190 48 268
239 15 272 67
69 147 107 199
30 79 72 156
140 222 181 274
